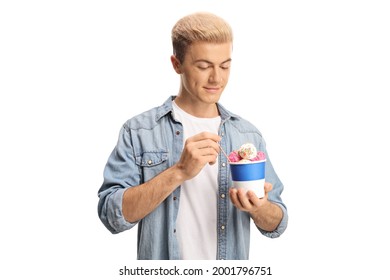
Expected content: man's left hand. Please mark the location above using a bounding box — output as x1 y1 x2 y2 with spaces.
229 182 283 231
229 182 273 212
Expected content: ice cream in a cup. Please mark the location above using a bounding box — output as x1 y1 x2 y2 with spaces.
228 143 266 198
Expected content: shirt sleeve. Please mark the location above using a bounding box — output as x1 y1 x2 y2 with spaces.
97 124 140 234
257 149 289 238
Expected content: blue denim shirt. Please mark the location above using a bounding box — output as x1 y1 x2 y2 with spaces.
98 96 288 260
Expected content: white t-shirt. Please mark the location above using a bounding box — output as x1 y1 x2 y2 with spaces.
172 101 221 260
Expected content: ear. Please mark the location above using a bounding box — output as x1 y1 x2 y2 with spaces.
170 55 182 74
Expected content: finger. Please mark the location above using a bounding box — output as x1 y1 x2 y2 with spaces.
236 188 255 210
206 154 218 165
197 139 221 153
229 188 245 211
193 144 220 166
198 146 219 156
191 132 221 143
247 190 261 207
195 145 219 165
185 140 218 158
185 139 219 157
263 182 273 199
264 182 273 193
186 134 221 153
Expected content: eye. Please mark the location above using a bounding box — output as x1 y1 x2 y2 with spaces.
220 63 231 70
196 63 210 70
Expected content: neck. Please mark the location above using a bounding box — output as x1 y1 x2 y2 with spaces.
174 96 219 118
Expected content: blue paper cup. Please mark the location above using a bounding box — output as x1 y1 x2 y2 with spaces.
230 160 266 198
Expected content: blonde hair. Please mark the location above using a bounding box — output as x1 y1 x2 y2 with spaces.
171 12 233 63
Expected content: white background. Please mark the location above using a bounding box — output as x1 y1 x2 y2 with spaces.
1 1 389 279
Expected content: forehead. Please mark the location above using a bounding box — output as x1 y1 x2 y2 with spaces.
185 41 232 63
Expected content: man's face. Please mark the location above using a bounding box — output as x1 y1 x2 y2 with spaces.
173 41 232 107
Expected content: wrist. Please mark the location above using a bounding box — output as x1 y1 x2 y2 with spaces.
168 164 188 185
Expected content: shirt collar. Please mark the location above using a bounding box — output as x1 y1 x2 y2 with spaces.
156 95 240 122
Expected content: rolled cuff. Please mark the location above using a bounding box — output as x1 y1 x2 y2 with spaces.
100 188 138 234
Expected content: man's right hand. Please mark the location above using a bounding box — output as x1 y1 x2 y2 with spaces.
122 132 221 223
174 132 221 181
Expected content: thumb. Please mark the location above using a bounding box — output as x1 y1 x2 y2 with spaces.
264 182 273 194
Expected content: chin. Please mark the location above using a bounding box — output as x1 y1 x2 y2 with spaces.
204 95 221 104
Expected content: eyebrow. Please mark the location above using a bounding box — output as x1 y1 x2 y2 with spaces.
194 58 232 64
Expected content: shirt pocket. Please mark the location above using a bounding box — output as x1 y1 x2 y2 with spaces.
135 151 169 181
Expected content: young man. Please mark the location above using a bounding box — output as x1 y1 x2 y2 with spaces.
98 12 288 260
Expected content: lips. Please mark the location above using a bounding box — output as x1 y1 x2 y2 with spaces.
204 86 222 93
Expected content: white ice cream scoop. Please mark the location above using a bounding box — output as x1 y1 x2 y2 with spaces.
238 143 257 160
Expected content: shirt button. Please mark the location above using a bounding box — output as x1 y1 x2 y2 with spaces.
221 225 225 230
222 162 226 167
175 131 180 135
220 193 226 199
147 160 152 165
174 229 176 233
173 196 177 200
221 132 225 136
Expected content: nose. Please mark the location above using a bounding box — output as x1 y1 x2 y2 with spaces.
209 67 222 84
